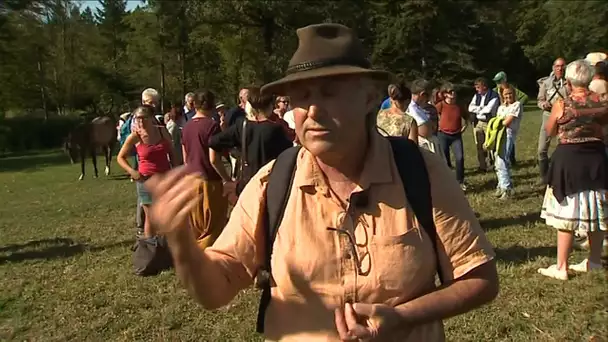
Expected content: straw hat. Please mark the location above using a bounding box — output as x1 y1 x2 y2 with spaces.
585 52 607 66
261 23 392 95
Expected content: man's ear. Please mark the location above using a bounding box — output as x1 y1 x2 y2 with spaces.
364 79 383 112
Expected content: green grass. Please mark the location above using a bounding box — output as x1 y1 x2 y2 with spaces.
1 108 606 341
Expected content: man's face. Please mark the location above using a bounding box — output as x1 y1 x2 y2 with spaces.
553 59 566 79
142 96 157 108
286 75 377 158
413 91 428 105
217 107 226 117
186 96 194 109
474 83 488 94
276 97 289 111
239 89 249 106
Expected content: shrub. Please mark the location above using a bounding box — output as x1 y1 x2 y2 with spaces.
0 116 82 153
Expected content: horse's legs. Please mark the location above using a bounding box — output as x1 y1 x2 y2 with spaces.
78 146 85 181
91 146 99 178
104 144 112 176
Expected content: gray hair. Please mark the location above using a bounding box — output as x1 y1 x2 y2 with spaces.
184 92 195 102
565 59 594 87
141 88 160 105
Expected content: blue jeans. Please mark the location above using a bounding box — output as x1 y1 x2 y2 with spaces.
438 131 464 183
495 132 516 190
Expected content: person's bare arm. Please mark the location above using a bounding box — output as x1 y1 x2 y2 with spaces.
117 133 140 178
146 165 273 310
166 224 250 309
408 123 418 142
394 261 498 325
545 100 563 137
417 122 431 138
209 148 231 182
182 144 188 166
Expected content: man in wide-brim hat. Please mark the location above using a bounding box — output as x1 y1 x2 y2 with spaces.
144 23 499 342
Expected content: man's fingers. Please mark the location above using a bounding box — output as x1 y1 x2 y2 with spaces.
145 166 192 197
161 175 198 206
345 303 371 339
344 303 359 330
351 303 374 318
165 184 199 216
334 308 353 341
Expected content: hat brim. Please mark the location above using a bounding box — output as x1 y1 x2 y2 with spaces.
493 76 504 82
585 52 607 66
261 65 393 95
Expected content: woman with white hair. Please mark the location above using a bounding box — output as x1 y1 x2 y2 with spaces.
538 59 608 280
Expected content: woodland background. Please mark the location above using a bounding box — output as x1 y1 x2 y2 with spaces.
0 0 606 152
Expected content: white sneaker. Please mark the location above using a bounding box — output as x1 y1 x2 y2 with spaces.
568 259 603 272
537 264 568 280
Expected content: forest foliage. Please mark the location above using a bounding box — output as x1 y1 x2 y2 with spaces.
0 0 606 150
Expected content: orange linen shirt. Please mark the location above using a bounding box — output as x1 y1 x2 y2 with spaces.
205 132 495 341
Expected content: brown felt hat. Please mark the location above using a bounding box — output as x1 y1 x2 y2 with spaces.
261 23 392 95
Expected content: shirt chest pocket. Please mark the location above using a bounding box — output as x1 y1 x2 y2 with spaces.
369 228 437 294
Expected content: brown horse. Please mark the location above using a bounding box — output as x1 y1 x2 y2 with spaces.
65 116 117 180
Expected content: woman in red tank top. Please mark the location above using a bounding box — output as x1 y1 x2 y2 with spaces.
117 105 176 237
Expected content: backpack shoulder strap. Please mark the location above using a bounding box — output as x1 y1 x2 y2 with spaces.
256 145 302 334
386 137 443 285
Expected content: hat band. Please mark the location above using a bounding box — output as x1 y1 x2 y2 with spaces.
286 56 371 75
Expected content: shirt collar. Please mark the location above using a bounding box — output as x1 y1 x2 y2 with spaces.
293 132 394 196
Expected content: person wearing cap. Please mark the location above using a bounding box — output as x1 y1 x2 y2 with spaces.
586 52 607 98
145 23 498 341
492 71 528 105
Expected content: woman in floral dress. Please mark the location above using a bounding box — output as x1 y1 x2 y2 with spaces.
376 82 418 141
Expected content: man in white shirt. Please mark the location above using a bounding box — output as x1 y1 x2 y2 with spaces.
468 78 499 171
407 79 444 159
183 92 196 121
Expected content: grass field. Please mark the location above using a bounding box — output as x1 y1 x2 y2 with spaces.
1 108 606 342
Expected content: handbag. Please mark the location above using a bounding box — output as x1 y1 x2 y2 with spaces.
132 235 173 276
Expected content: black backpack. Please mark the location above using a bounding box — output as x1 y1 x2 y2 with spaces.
132 235 173 276
255 136 443 333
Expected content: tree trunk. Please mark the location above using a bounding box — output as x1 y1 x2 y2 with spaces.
234 29 245 99
262 17 275 84
157 12 166 113
179 2 188 96
37 48 49 121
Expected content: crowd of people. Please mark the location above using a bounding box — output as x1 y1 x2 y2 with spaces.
112 22 606 341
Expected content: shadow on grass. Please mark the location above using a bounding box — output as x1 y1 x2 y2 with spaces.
0 238 133 265
0 152 70 173
480 212 542 230
495 245 556 264
510 158 537 170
